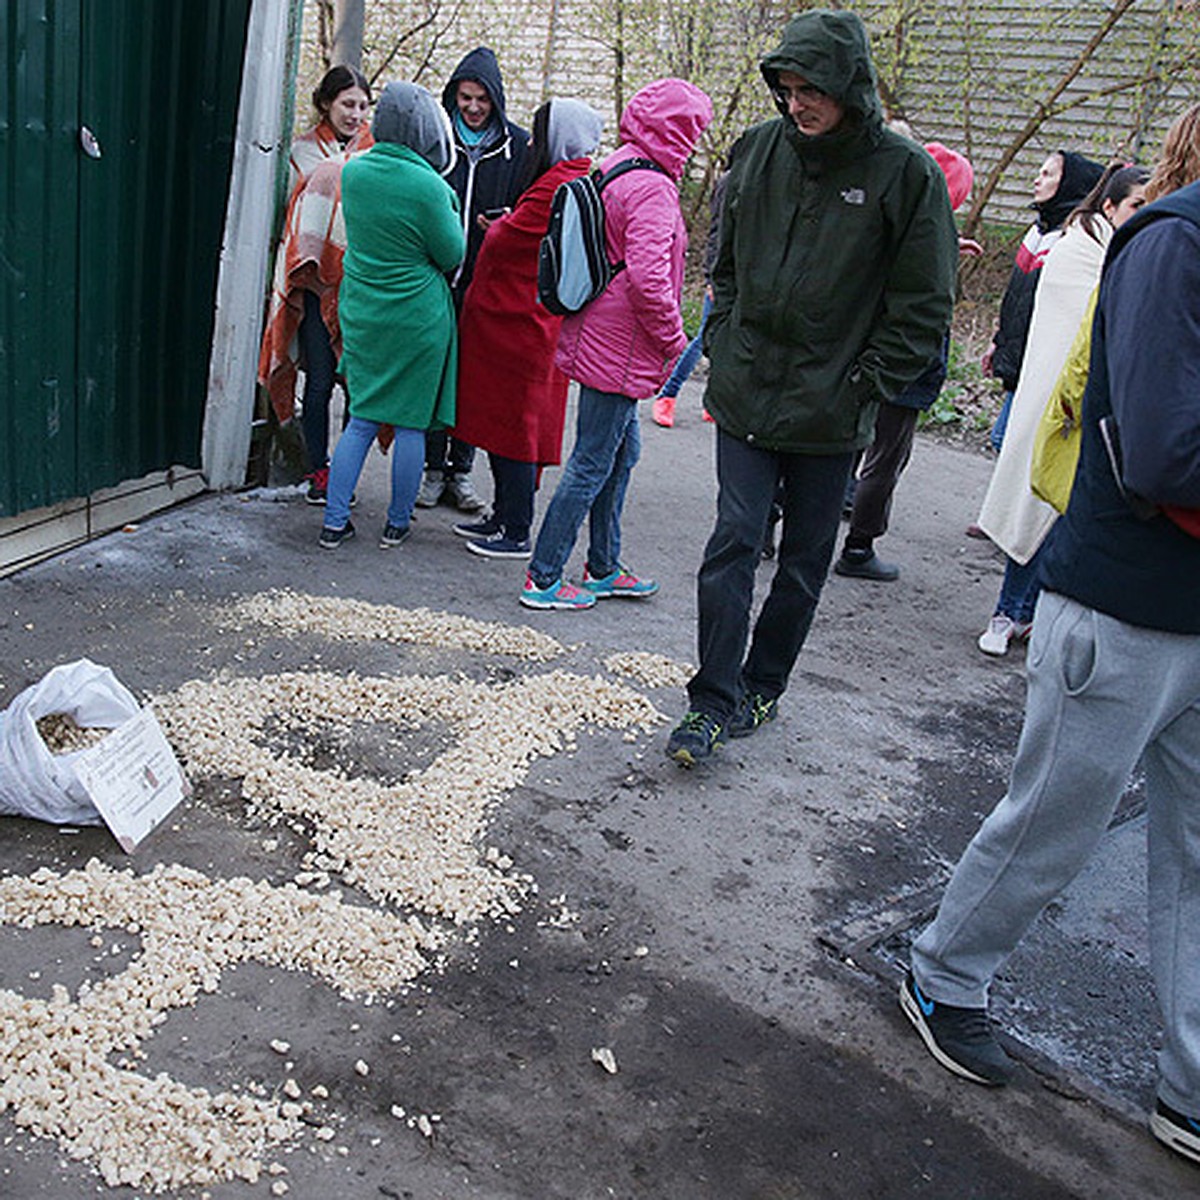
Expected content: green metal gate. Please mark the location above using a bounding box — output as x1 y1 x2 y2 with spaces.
1 0 251 519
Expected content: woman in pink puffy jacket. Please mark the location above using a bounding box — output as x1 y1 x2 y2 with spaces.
520 77 713 610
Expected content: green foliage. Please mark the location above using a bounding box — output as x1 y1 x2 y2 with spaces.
917 337 1001 433
680 287 705 337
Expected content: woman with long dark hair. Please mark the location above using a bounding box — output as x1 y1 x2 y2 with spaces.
258 66 372 504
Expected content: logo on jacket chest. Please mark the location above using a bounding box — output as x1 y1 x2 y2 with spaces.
840 187 867 206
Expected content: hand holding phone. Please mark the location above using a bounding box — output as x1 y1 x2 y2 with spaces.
477 206 509 232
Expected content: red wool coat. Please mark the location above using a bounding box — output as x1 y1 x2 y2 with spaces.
453 157 590 465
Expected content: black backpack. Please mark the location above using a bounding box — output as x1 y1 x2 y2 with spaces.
536 157 668 316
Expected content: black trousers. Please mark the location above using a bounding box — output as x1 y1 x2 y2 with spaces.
846 401 919 544
425 431 475 477
488 453 537 542
689 429 853 719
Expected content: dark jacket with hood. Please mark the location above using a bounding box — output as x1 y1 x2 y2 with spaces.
703 10 958 454
441 46 529 302
991 150 1104 389
1039 180 1200 633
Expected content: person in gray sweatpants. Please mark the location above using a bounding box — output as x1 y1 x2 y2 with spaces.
900 176 1200 1166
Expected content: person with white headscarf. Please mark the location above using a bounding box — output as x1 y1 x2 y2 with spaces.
451 98 606 559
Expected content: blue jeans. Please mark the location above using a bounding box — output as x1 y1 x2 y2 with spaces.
528 386 640 588
325 418 424 531
689 430 854 719
996 542 1044 625
660 293 712 398
989 390 1014 453
299 290 339 472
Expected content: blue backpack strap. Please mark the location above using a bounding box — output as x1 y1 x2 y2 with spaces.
596 158 670 275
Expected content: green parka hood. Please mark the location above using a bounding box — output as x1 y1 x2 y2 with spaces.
760 9 882 133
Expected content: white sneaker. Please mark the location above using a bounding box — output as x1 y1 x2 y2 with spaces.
415 470 445 508
978 614 1015 656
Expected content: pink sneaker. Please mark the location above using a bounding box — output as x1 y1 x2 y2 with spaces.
702 409 715 423
652 394 676 428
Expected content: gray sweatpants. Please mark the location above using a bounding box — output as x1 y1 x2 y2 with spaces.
912 590 1200 1113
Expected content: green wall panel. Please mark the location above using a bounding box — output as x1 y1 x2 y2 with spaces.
1 0 82 515
1 0 251 517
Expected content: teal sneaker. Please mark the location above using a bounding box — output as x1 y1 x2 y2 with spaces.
582 565 659 599
666 710 725 766
727 692 779 739
520 574 596 610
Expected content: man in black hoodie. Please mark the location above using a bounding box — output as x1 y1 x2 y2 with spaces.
417 46 530 513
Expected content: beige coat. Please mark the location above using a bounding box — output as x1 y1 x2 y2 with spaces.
978 221 1111 563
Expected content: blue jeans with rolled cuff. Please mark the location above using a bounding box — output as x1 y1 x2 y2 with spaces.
528 386 640 589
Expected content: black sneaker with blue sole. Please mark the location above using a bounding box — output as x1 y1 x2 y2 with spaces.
899 971 1015 1087
1151 1098 1200 1164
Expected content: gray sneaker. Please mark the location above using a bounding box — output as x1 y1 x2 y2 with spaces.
415 470 445 508
445 475 485 513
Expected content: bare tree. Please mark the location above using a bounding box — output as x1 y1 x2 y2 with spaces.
955 0 1198 234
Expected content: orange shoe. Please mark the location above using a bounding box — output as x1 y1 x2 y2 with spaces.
652 394 676 427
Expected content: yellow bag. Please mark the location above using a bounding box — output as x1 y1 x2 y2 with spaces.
1030 290 1096 514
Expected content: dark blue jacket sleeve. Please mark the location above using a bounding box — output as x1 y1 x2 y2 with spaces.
1104 218 1200 507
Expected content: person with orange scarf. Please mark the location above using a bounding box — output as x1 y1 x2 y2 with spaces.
258 66 372 504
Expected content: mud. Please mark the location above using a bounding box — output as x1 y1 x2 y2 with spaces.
0 382 1192 1198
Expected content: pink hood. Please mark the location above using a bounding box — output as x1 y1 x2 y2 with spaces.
618 78 713 180
556 79 713 398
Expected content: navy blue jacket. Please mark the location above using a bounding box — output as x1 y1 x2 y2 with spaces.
1040 180 1200 633
440 47 529 301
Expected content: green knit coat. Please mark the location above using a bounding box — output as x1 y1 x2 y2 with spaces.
339 142 464 429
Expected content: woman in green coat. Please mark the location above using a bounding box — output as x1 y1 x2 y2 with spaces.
320 81 465 549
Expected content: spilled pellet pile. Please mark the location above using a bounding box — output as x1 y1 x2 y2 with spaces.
0 859 440 1190
1 596 668 1190
226 590 568 662
603 651 694 690
154 668 663 923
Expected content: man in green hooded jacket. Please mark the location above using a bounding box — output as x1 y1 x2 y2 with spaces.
668 9 958 765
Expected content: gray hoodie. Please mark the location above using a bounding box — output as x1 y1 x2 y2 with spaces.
372 81 454 174
547 98 604 165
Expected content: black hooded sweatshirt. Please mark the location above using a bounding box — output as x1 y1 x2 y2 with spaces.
991 150 1104 390
440 47 530 302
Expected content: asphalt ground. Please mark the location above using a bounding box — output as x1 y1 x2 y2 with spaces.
0 379 1192 1199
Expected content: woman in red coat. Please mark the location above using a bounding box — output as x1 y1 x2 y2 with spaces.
452 98 605 558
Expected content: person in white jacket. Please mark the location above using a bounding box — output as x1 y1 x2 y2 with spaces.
975 164 1149 656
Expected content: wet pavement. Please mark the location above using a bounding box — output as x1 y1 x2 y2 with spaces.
0 381 1192 1198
